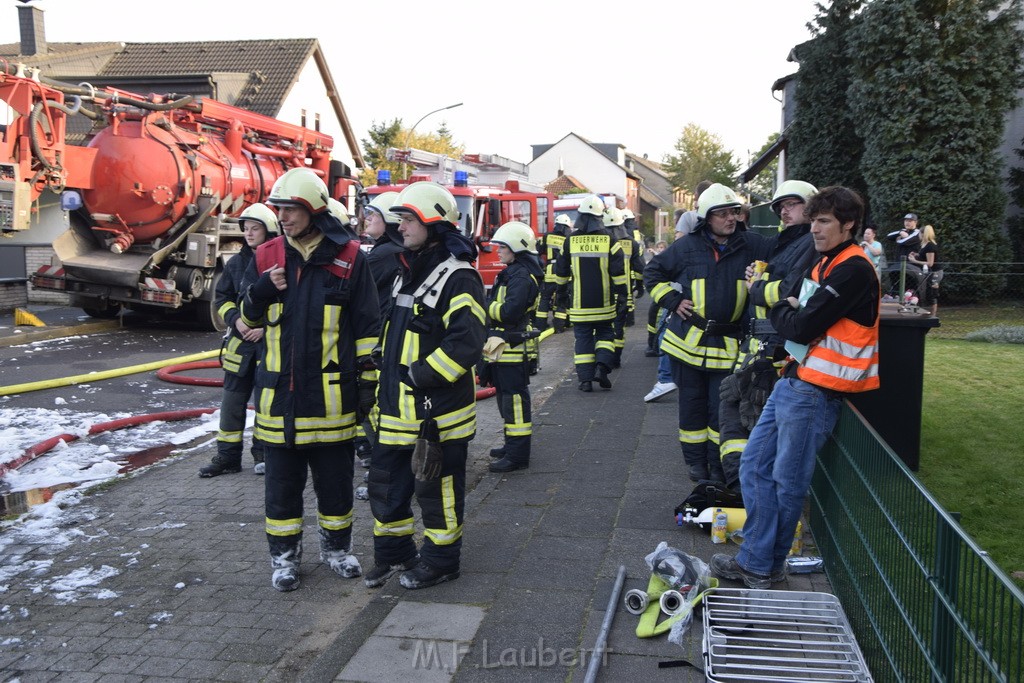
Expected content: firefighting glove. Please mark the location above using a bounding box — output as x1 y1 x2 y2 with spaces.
407 361 444 389
476 359 493 388
411 416 442 481
633 282 645 301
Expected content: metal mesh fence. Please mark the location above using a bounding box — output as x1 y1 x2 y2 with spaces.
879 262 1023 340
810 404 1024 682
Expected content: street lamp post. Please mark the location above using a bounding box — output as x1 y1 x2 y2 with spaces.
401 102 463 179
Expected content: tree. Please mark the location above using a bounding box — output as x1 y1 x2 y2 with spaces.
788 0 866 196
359 119 466 186
663 123 739 195
745 132 782 202
845 0 1023 282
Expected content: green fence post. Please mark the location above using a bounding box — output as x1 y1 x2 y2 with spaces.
931 511 960 682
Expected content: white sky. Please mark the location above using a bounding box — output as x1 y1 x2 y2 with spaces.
1 0 818 167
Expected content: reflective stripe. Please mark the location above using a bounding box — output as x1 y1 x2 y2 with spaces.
356 336 376 357
263 303 284 372
401 331 419 367
661 327 739 370
218 430 243 443
435 403 475 430
323 305 341 367
318 510 353 531
266 516 303 537
322 372 340 419
595 340 615 353
445 293 486 327
574 353 596 364
708 427 720 445
720 439 746 457
651 281 675 302
764 280 781 307
679 427 709 444
426 348 466 382
374 517 415 537
218 300 237 320
425 476 462 546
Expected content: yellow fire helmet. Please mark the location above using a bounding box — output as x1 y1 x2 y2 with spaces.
490 221 538 254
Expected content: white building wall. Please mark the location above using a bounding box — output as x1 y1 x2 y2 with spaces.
276 59 356 172
529 137 626 196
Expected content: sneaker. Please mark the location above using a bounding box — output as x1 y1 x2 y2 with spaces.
320 548 362 578
770 565 787 584
710 553 771 590
644 381 677 402
594 363 612 389
364 557 418 588
199 459 242 478
399 561 460 590
489 457 528 473
578 381 593 392
253 462 266 475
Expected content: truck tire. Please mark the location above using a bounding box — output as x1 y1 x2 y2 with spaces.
82 303 121 319
194 270 227 332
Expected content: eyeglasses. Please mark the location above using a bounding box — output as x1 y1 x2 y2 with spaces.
778 200 804 212
709 207 742 218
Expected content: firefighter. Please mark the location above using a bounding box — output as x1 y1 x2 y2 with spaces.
719 180 818 490
199 203 278 478
363 191 404 317
554 195 627 391
621 208 646 327
238 168 380 592
644 184 766 483
365 181 486 590
483 221 543 473
534 214 572 333
605 207 645 367
713 186 879 588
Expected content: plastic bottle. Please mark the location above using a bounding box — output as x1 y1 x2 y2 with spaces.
711 508 727 544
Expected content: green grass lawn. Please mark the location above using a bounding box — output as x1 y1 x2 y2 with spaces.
916 338 1024 583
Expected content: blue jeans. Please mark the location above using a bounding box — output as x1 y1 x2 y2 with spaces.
735 377 842 576
655 314 673 384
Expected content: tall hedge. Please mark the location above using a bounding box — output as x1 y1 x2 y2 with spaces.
847 0 1023 278
788 0 868 198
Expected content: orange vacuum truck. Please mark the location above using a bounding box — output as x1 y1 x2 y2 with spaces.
1 63 359 330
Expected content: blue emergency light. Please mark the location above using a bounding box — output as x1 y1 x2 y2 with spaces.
377 170 392 186
454 170 469 187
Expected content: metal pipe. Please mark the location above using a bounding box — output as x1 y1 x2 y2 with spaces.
583 565 626 683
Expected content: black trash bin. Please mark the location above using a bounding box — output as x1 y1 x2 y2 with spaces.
847 303 939 470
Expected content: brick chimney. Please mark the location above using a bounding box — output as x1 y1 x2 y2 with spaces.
18 4 47 56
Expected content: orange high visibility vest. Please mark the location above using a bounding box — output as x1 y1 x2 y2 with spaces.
797 244 880 393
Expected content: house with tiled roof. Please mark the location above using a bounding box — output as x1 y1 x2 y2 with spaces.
1 4 361 169
543 172 589 196
529 133 640 215
624 152 675 239
0 4 362 307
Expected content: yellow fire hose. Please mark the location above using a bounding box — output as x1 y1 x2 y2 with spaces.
0 349 220 397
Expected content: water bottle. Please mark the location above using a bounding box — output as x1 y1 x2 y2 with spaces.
711 508 727 544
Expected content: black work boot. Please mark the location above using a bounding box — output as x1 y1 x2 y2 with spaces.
578 381 593 392
489 447 506 459
594 363 612 389
399 561 460 590
364 556 418 588
688 463 709 482
489 457 528 473
199 456 242 478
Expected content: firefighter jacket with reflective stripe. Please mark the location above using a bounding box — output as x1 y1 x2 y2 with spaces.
377 244 486 446
552 226 627 323
771 240 880 393
366 233 404 318
216 243 259 376
612 224 646 296
745 223 816 353
540 225 568 280
644 227 766 371
238 236 380 448
486 256 542 365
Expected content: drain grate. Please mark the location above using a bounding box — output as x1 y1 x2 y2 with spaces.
703 588 872 682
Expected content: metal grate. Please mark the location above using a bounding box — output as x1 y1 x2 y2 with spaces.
703 588 873 682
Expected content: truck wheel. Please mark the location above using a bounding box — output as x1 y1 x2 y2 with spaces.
194 271 227 332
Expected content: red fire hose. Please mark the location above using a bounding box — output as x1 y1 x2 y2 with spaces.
157 359 498 400
0 408 217 478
